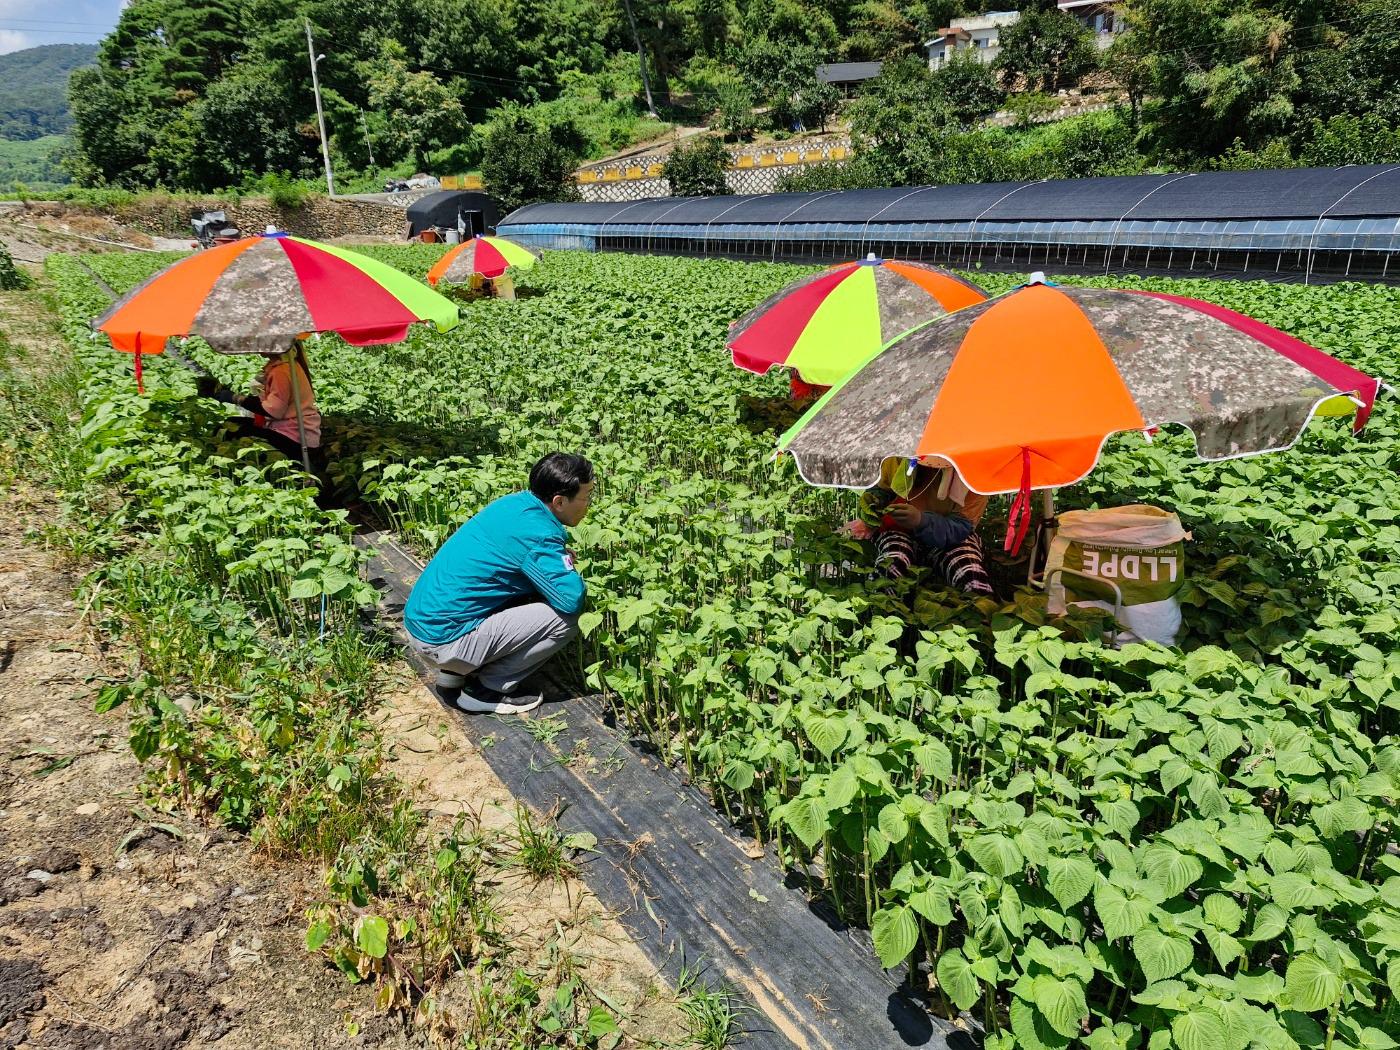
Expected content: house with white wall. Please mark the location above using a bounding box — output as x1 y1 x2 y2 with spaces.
925 3 1122 70
925 11 1020 70
1058 0 1122 48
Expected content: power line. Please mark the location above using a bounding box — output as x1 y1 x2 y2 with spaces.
0 25 109 38
0 17 116 28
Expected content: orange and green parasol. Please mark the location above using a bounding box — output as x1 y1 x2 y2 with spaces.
728 256 987 388
426 234 538 286
779 276 1380 552
94 231 460 391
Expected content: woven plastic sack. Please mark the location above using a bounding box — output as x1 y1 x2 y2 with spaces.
1045 505 1189 645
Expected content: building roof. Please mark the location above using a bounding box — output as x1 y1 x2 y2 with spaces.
815 62 883 84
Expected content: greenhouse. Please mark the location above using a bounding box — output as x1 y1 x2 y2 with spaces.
498 165 1400 281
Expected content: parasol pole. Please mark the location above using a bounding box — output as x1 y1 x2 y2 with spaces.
1030 489 1058 587
285 343 313 475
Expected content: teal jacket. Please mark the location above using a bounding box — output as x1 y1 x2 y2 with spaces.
404 491 586 646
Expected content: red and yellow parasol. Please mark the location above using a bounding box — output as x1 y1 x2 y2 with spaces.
729 256 987 388
426 235 538 286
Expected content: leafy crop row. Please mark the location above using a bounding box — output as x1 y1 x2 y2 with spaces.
82 246 1400 1048
35 255 641 1045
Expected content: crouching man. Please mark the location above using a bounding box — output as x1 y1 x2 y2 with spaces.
404 452 594 714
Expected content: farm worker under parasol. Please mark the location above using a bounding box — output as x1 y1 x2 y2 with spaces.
403 452 594 715
853 457 994 596
200 340 321 466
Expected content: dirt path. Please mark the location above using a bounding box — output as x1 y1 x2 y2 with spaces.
376 677 683 1044
0 484 423 1050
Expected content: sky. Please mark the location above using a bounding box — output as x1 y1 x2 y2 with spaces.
0 0 123 55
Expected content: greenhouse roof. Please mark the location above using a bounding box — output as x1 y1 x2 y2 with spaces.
500 166 1400 228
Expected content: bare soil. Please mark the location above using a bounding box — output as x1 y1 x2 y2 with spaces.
0 206 189 266
0 484 422 1050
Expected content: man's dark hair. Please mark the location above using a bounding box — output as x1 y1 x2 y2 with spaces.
529 452 594 503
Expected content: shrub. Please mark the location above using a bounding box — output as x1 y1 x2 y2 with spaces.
663 136 730 197
0 244 28 290
1006 91 1059 129
241 171 314 210
1299 114 1400 167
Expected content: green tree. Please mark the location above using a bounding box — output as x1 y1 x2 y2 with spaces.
929 51 1004 126
995 6 1097 91
843 0 921 61
480 110 585 214
662 135 730 195
366 44 468 170
188 70 314 189
846 55 951 182
741 39 839 131
713 81 757 139
1122 0 1303 159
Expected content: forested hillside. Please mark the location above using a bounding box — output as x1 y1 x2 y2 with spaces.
0 44 97 141
62 0 1400 198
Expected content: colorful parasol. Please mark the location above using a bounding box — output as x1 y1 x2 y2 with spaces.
94 231 460 390
779 276 1380 551
728 256 987 387
426 234 539 286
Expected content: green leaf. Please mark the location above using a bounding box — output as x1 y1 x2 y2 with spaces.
913 740 954 783
1172 1008 1229 1050
967 833 1023 879
1243 903 1289 943
577 610 604 637
871 905 918 970
1203 894 1244 933
1313 796 1372 838
1271 872 1332 910
304 919 332 952
586 1006 618 1037
1284 954 1343 1012
1187 772 1229 818
824 763 858 809
1009 996 1071 1050
1203 927 1244 969
878 803 910 844
910 884 953 926
999 884 1024 939
1046 857 1096 910
936 950 980 1012
1142 845 1204 898
720 760 755 792
1094 881 1151 941
93 684 129 714
1132 927 1194 984
778 796 829 850
354 915 389 959
802 712 848 758
1032 976 1088 1038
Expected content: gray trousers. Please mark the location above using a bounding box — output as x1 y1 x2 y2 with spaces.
409 602 579 693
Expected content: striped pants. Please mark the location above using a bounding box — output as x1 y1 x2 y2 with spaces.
875 530 995 596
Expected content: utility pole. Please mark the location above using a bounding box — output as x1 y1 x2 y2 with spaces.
305 19 335 197
619 0 658 119
359 108 375 169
